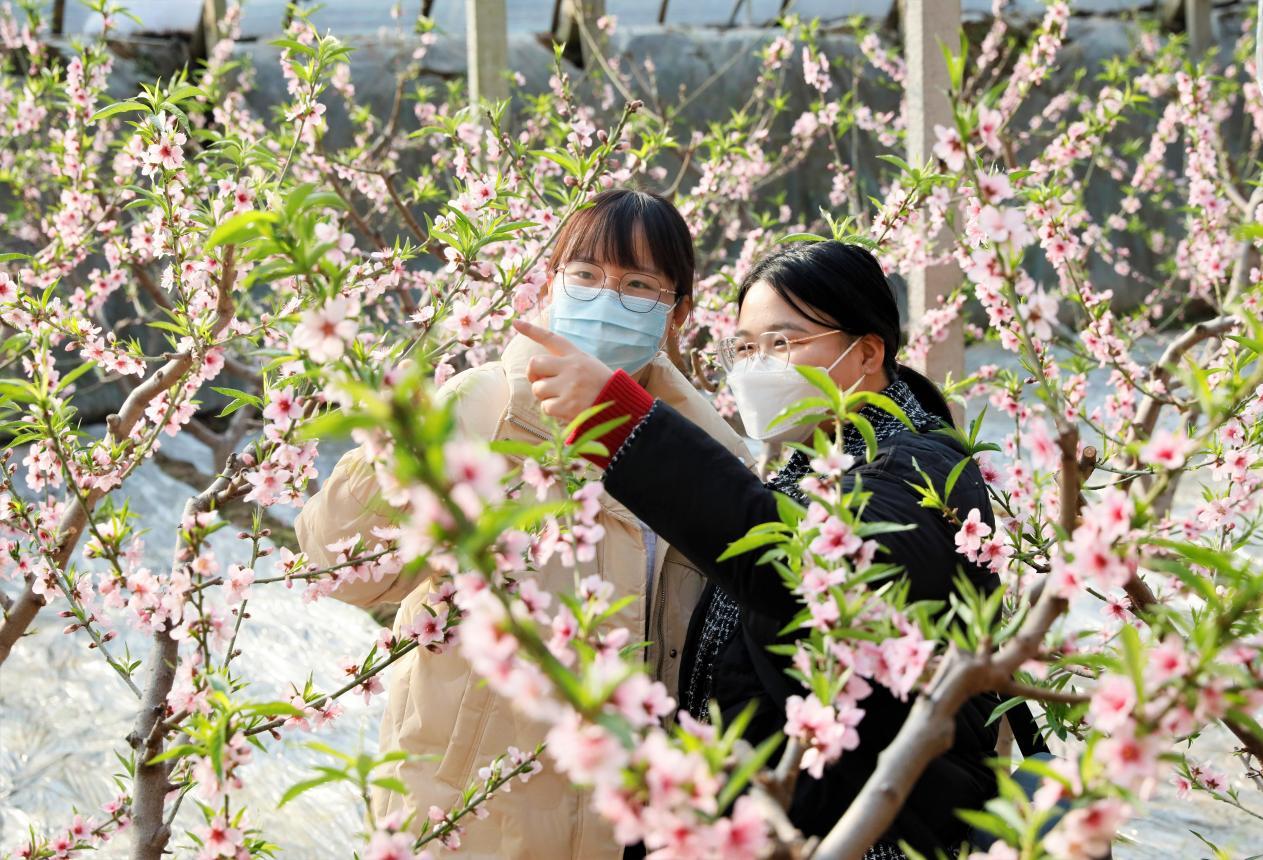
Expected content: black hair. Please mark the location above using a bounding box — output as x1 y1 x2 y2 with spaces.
548 188 695 301
736 240 955 427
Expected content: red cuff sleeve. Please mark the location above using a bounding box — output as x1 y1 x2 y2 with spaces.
566 369 654 469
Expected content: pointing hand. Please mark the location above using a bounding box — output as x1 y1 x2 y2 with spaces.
513 318 616 426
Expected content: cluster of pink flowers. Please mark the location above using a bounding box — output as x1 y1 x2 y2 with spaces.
953 507 1013 574
1047 489 1134 598
10 795 131 860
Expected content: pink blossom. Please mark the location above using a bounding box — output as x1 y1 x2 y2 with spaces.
879 633 935 701
292 297 359 363
365 830 425 860
785 694 864 778
444 440 507 500
1087 674 1136 733
954 508 992 557
933 124 966 171
546 712 628 786
401 603 449 648
1140 428 1194 470
610 674 675 729
977 172 1013 204
1148 637 1188 684
706 795 769 858
196 815 244 858
1023 420 1060 472
809 516 861 561
225 564 254 605
1043 798 1130 860
1096 725 1160 792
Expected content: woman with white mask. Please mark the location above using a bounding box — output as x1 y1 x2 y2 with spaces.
514 241 1016 860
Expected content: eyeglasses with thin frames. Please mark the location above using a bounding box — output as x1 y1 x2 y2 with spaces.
555 261 678 313
716 330 845 371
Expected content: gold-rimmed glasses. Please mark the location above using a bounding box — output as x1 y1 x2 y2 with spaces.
716 330 844 370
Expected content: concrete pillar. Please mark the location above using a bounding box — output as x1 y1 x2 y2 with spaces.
553 0 606 68
903 0 965 391
1160 0 1214 61
1184 0 1212 60
466 0 509 104
190 0 227 65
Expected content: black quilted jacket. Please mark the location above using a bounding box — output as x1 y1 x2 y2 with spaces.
603 401 1002 855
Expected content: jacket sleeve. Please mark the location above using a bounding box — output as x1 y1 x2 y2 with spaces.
602 403 992 613
293 364 509 608
602 402 788 613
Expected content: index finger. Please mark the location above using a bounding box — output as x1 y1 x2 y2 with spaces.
512 318 577 357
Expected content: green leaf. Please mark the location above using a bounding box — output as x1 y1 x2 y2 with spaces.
207 211 277 249
490 439 546 458
90 100 148 123
167 84 205 103
717 531 785 561
876 153 912 173
716 732 784 812
279 774 342 807
984 696 1027 727
211 387 263 407
370 776 411 795
1119 624 1144 693
243 701 304 718
942 456 971 503
145 743 202 765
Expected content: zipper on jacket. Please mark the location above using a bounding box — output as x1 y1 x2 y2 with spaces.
652 558 668 680
506 414 549 441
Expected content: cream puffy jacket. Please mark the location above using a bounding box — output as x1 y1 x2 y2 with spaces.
294 334 751 859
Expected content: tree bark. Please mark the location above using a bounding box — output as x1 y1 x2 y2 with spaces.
130 457 241 860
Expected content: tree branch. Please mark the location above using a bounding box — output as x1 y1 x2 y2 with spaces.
998 679 1089 706
129 459 240 860
811 425 1084 860
0 247 239 667
1131 315 1239 448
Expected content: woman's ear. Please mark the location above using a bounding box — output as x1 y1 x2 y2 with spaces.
859 333 886 376
672 294 693 331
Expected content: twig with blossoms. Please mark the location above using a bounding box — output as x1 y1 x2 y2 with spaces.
412 746 544 852
0 246 239 666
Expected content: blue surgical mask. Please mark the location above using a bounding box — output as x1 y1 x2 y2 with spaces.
547 285 671 374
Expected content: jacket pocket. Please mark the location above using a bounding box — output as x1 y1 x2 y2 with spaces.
432 668 495 788
390 595 489 788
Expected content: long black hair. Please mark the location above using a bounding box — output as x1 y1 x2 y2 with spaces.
736 240 955 426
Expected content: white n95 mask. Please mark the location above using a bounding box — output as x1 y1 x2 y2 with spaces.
727 337 860 444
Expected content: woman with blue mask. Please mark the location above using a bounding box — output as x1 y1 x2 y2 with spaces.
296 188 752 860
542 190 691 377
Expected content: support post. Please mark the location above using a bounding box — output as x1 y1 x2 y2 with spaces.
466 0 509 105
1184 0 1212 60
1160 0 1214 61
553 0 605 68
190 0 227 65
903 0 965 394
